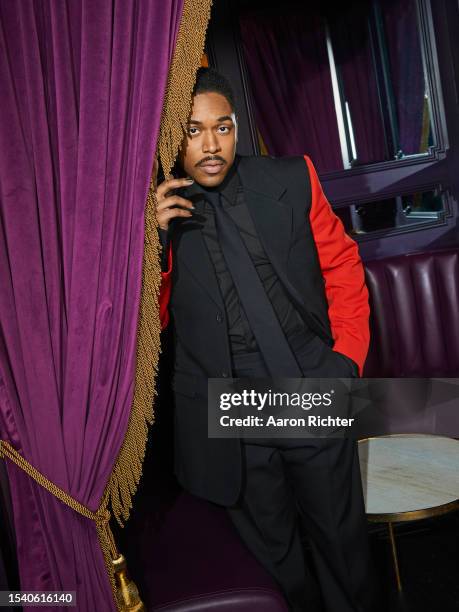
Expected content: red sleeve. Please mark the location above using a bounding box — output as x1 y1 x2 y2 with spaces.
304 155 370 376
159 240 173 331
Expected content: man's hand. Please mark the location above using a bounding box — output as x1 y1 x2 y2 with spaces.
155 173 195 231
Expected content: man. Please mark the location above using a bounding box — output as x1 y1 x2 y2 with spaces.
155 68 380 612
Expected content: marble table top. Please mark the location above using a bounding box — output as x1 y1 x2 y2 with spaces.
358 434 459 518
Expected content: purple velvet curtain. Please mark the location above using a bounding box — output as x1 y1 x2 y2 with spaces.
382 0 426 155
239 7 343 173
0 1 183 610
327 4 387 165
239 1 426 171
330 0 425 162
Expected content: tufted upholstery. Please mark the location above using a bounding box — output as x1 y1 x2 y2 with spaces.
364 247 459 377
131 492 289 612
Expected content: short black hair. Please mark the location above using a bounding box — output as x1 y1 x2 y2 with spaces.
193 67 236 113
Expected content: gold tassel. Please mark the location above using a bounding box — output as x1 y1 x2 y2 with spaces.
0 441 129 611
102 0 213 525
112 553 145 611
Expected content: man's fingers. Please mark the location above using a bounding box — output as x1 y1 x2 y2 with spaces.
152 156 159 189
156 176 194 198
156 195 195 211
155 176 195 231
164 208 193 219
158 207 193 229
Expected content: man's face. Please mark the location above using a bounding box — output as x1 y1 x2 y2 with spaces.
178 91 237 187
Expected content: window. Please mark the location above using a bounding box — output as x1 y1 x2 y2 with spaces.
207 0 458 250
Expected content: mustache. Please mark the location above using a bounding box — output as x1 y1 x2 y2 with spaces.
196 155 227 167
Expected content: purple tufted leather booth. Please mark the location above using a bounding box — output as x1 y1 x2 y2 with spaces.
363 247 459 377
129 491 289 611
1 247 458 610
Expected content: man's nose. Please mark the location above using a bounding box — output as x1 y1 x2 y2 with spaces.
202 132 221 154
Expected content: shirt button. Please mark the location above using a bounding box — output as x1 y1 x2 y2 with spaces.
216 312 223 323
221 371 229 378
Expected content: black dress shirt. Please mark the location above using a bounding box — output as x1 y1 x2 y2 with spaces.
158 157 308 354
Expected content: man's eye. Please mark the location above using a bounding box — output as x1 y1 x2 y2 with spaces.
188 127 199 135
218 126 230 133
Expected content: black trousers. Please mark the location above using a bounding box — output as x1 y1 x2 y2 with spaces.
226 333 382 612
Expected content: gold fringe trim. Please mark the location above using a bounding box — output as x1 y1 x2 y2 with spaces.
0 440 122 611
158 0 214 176
102 0 214 531
104 171 162 528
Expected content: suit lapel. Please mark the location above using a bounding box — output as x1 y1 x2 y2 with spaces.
237 155 292 275
238 157 331 340
175 214 225 311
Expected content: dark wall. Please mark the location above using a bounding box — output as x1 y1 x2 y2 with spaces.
0 460 20 592
0 548 9 590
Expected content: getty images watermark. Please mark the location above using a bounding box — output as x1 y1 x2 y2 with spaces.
218 387 351 427
207 377 459 439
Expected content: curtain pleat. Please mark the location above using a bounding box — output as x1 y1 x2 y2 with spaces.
0 1 194 609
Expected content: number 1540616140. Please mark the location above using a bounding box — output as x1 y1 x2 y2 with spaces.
1 591 76 607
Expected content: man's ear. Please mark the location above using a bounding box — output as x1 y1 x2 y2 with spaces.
233 114 239 144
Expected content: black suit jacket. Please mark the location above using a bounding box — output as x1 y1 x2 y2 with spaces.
162 154 368 506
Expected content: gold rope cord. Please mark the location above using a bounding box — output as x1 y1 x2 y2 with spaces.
102 0 213 527
0 441 121 610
